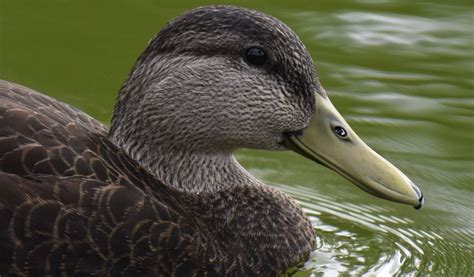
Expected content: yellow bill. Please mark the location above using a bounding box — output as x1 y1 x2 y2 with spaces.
284 92 424 209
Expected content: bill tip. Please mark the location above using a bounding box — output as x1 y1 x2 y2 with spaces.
414 194 424 210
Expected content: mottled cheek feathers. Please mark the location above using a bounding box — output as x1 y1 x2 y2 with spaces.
112 5 319 151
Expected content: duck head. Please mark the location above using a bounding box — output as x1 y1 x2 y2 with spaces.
110 6 423 208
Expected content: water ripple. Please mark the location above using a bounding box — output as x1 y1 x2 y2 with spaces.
273 183 472 276
335 12 461 46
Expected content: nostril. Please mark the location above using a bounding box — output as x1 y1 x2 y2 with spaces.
333 126 347 138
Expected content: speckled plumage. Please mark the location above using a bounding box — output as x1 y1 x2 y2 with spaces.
0 5 318 276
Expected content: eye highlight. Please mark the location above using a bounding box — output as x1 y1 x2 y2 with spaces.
333 126 347 138
245 47 268 66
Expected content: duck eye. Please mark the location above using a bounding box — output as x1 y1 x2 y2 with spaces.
245 47 268 66
334 126 347 138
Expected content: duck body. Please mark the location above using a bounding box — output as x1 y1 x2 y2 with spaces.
0 79 313 275
0 4 424 277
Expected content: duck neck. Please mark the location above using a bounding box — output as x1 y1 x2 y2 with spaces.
112 134 258 193
165 151 259 193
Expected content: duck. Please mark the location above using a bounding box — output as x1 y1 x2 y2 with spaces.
0 5 423 276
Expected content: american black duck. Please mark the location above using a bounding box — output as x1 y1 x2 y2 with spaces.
0 5 423 276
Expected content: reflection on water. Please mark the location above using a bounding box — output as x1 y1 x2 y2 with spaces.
1 0 473 275
279 184 430 275
267 182 471 276
335 12 464 47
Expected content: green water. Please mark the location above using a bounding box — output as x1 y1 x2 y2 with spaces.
1 0 473 275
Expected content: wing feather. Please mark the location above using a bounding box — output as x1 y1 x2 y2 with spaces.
0 80 219 276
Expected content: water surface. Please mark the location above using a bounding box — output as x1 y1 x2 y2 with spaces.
1 0 473 275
